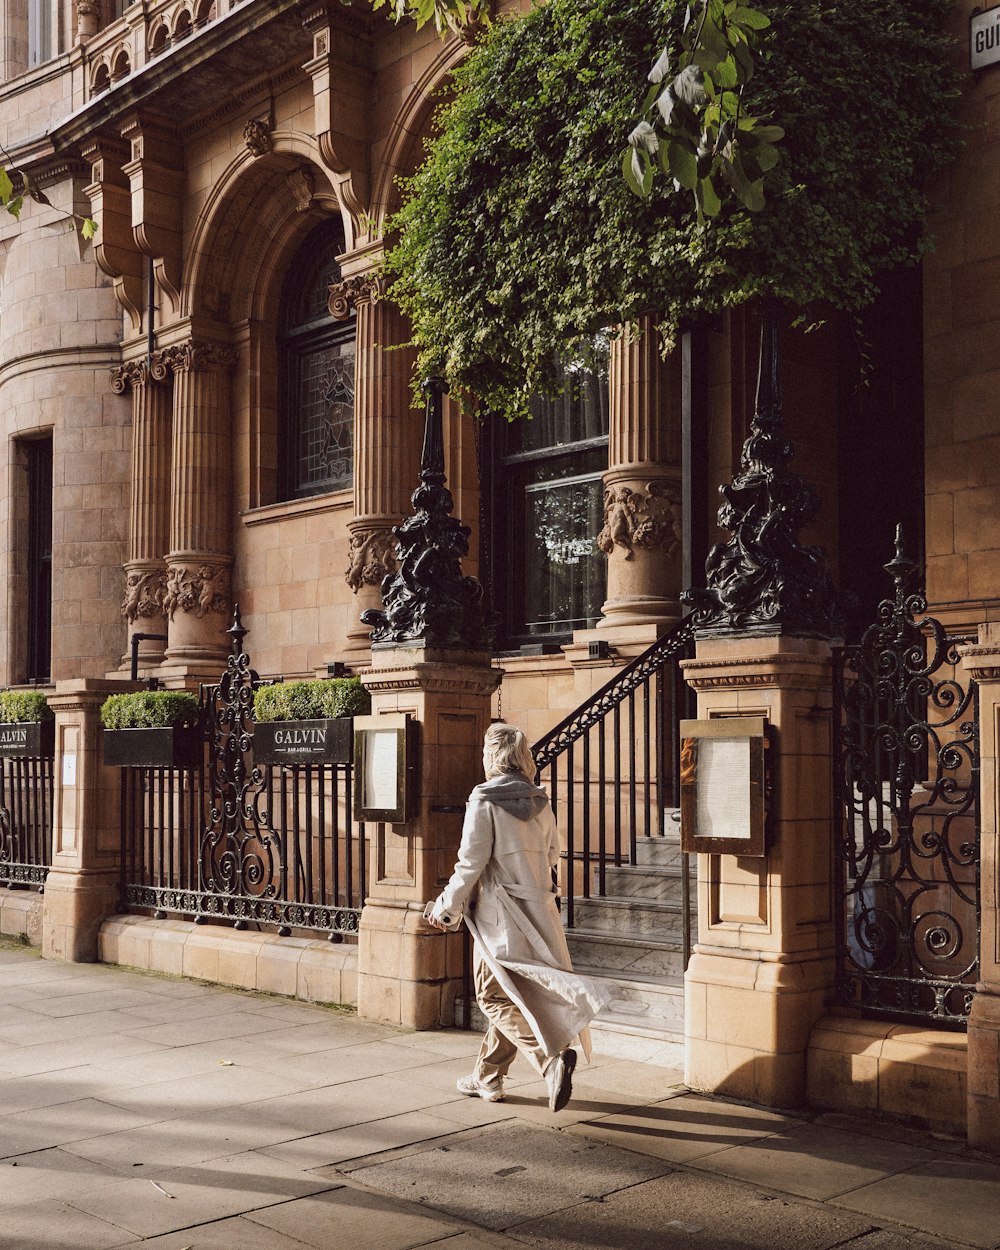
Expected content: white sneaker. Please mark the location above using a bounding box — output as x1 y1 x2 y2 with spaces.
456 1073 505 1102
545 1049 577 1112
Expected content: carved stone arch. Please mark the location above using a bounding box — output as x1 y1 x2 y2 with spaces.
368 37 467 237
148 20 168 54
193 0 215 24
110 46 131 80
183 134 340 324
173 7 192 39
91 61 111 94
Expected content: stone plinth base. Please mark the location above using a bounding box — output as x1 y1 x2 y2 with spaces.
968 987 1000 1151
685 947 835 1108
99 913 358 1004
358 899 465 1029
42 868 120 962
0 887 43 946
808 1014 968 1136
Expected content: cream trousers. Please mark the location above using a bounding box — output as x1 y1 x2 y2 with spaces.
473 946 552 1085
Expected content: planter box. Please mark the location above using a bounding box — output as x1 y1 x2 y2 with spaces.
253 718 353 766
0 720 54 758
102 725 203 769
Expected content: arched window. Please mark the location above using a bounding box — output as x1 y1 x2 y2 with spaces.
277 218 355 501
483 335 610 647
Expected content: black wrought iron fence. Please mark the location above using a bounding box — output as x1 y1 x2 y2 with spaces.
0 754 54 889
120 614 369 939
531 616 696 949
833 531 980 1027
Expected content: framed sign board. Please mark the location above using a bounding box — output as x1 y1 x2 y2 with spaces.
353 713 413 823
679 716 768 857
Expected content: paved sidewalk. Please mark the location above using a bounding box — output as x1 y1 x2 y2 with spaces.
1 943 999 1250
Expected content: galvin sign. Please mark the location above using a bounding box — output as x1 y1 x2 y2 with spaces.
972 5 1000 70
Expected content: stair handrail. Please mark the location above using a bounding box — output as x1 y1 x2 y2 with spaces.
531 616 696 771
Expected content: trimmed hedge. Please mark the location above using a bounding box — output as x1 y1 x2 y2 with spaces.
0 691 53 724
253 677 371 724
100 691 200 730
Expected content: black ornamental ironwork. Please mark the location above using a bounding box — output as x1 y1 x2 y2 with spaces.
682 307 840 638
362 376 491 649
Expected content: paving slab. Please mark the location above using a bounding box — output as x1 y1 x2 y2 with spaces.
694 1121 937 1200
568 1093 797 1164
66 1150 341 1239
832 1157 1000 1249
348 1121 674 1231
244 1185 473 1249
0 1146 126 1209
106 1214 318 1249
502 1168 879 1250
0 1198 137 1249
261 1108 474 1169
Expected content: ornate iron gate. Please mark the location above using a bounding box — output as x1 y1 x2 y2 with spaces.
833 531 980 1026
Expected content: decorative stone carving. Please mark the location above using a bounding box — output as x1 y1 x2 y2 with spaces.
328 273 383 321
682 309 840 638
243 117 273 157
286 166 314 213
597 481 681 560
361 377 491 649
110 360 150 393
162 562 230 620
158 342 238 373
346 527 398 593
122 568 167 623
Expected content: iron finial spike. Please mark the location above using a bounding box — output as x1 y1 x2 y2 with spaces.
228 603 247 655
883 522 918 593
419 375 448 484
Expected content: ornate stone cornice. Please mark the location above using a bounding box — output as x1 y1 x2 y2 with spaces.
597 481 681 560
163 560 230 620
346 527 397 593
328 273 384 320
957 645 1000 683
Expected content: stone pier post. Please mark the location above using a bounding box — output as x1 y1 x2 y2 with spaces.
598 314 683 630
357 645 501 1027
161 340 237 675
111 357 171 670
42 680 136 962
681 636 837 1107
331 261 423 658
961 627 1000 1151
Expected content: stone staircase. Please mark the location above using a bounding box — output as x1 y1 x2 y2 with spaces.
565 809 692 1067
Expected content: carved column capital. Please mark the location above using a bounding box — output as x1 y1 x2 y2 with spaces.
158 341 238 374
346 526 398 593
110 359 150 393
121 564 167 624
328 272 384 321
162 558 231 621
598 480 681 561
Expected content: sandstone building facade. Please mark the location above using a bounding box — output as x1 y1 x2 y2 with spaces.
0 0 998 1151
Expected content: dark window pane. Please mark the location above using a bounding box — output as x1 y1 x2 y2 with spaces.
523 472 606 635
27 438 52 682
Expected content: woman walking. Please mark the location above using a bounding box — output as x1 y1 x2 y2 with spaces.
426 723 612 1111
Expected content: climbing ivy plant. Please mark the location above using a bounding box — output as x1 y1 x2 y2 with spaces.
384 0 961 423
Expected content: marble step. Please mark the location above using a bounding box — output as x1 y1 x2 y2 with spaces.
571 895 688 940
566 927 686 980
598 862 696 903
593 970 685 1033
633 830 684 869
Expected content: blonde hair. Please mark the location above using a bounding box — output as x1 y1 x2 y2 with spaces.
483 722 535 780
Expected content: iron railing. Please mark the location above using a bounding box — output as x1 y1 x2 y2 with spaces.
0 755 54 888
531 616 696 958
120 617 369 939
833 535 980 1027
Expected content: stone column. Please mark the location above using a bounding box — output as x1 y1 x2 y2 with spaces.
111 358 171 671
597 314 683 630
160 341 237 675
960 627 1000 1151
357 644 501 1028
330 269 423 656
42 680 136 962
681 637 837 1107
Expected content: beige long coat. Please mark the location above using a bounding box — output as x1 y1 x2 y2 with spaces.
431 772 612 1060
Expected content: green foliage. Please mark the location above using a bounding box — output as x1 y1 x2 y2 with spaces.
0 691 53 724
371 0 488 34
385 0 961 423
626 0 782 221
253 678 371 724
100 691 199 730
